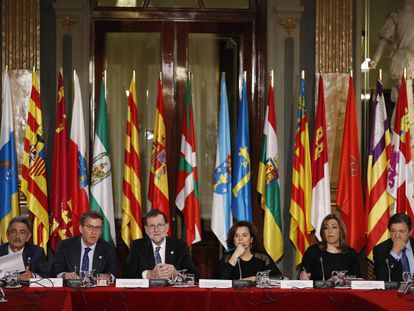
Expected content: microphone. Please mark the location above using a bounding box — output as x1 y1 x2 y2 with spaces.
319 257 325 281
385 258 391 282
237 258 242 280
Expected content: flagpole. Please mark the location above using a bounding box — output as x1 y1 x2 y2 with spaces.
104 70 107 100
301 70 305 79
159 71 162 84
5 65 8 72
350 69 353 78
379 69 382 81
404 67 407 80
270 70 274 88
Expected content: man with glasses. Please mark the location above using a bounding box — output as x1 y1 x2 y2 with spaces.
124 209 198 279
51 211 118 283
0 216 48 280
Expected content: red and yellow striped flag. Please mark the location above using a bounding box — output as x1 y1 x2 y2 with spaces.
289 77 313 266
21 69 49 253
148 76 170 233
121 72 143 247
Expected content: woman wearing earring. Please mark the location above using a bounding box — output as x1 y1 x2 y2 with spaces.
299 213 361 280
213 221 282 280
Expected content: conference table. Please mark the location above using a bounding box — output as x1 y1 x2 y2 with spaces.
2 285 413 311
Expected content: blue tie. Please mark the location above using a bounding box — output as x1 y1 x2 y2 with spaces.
401 248 410 273
81 247 91 276
154 246 162 264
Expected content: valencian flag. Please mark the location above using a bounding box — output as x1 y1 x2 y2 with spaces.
90 77 116 244
121 72 143 247
175 76 202 246
232 77 252 222
336 75 364 252
0 69 20 242
387 76 414 226
50 70 73 251
257 72 283 261
148 76 170 232
311 75 331 241
365 77 393 260
289 76 313 266
21 69 49 253
69 71 89 235
212 73 233 250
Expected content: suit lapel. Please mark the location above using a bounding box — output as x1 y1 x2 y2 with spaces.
0 244 8 256
165 238 175 265
92 240 104 272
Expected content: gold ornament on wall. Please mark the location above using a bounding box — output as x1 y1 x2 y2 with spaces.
278 18 300 36
57 15 79 33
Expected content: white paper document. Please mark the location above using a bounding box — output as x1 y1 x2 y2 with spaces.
0 250 25 278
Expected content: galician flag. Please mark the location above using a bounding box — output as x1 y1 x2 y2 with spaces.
212 73 232 250
90 77 116 244
175 77 202 246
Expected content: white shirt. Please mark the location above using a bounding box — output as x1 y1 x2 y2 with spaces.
79 238 97 273
142 238 166 278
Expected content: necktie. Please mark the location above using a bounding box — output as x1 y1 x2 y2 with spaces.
401 248 410 273
154 246 162 264
81 247 91 276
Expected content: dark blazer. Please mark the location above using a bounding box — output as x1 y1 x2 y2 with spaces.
50 236 118 277
123 236 199 279
373 237 414 281
0 243 49 278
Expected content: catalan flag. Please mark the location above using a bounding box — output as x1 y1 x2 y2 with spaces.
337 76 364 252
121 73 143 247
311 75 331 241
21 69 49 253
0 69 20 242
257 74 283 261
148 76 170 232
175 77 202 246
365 78 393 260
50 70 73 251
289 77 313 266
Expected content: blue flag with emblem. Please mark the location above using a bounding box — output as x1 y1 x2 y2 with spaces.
232 77 252 221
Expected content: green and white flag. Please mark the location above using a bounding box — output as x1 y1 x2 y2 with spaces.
90 79 116 244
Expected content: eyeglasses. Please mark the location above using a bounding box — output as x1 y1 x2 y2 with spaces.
146 223 166 231
8 229 29 236
83 224 103 232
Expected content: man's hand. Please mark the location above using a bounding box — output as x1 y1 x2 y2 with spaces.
391 237 406 255
63 272 81 280
156 263 177 279
20 266 33 281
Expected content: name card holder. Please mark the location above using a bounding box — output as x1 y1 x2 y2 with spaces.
279 280 313 289
116 279 149 288
199 279 232 288
351 281 385 290
30 278 63 287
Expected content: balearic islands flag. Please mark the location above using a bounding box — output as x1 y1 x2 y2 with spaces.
257 73 283 261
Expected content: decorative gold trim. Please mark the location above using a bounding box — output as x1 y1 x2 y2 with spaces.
278 18 300 36
57 15 79 32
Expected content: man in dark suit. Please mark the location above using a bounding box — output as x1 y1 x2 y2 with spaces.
51 211 118 283
373 213 414 281
0 216 48 280
124 209 198 279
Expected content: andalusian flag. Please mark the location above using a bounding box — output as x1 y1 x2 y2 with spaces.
175 77 202 246
365 78 393 260
257 73 283 261
289 77 313 266
148 76 170 231
90 77 116 244
50 70 73 251
0 69 20 242
121 72 143 247
21 69 49 253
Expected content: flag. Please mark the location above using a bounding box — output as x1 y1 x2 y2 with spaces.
289 77 313 266
365 78 393 260
232 77 252 222
387 76 414 224
175 77 202 246
50 70 73 251
69 71 89 235
212 74 232 250
257 75 283 261
90 78 116 244
0 70 19 242
121 74 143 247
311 76 331 240
148 77 170 231
21 69 49 253
336 76 364 252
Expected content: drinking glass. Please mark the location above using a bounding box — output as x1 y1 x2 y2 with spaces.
256 270 271 288
81 269 96 287
402 272 412 283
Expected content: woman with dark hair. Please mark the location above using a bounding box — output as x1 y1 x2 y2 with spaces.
213 221 282 280
299 214 361 280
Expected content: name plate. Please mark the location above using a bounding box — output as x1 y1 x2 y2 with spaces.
351 281 385 290
116 279 149 288
30 278 63 287
279 280 313 289
199 279 232 288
